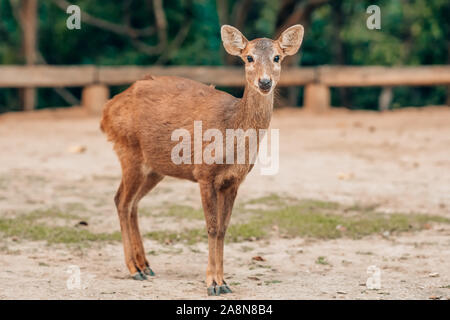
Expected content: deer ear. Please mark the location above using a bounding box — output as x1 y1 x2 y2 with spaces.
221 25 248 56
277 24 304 56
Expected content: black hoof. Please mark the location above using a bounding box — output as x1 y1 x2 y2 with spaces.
207 286 220 296
207 280 232 296
219 285 232 294
144 267 155 276
131 271 147 281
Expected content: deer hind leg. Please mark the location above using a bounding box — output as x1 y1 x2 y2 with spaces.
115 172 146 280
129 169 164 277
115 151 161 280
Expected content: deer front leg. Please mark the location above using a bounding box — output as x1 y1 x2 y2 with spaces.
214 185 238 295
199 181 219 295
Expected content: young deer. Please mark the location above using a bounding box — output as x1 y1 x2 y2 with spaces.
100 24 304 295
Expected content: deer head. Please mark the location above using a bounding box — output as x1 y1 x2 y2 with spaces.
221 24 304 95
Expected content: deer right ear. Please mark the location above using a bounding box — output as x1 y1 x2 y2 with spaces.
221 25 248 56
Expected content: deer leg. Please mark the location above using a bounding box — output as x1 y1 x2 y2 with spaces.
115 172 147 280
115 153 154 280
214 185 238 294
129 170 164 277
199 181 219 295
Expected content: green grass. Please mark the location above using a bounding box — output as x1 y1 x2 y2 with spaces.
0 208 121 244
264 280 282 285
1 195 449 246
0 217 121 244
316 256 330 265
245 193 294 207
249 205 448 240
142 196 450 244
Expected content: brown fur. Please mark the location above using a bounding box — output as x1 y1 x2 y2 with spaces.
100 24 304 294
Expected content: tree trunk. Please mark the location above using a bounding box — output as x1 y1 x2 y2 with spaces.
19 0 38 111
447 41 450 106
331 0 349 107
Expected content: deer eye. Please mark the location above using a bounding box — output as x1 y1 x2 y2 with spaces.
246 55 254 63
274 55 280 63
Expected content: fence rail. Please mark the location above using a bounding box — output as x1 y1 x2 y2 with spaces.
1 65 449 112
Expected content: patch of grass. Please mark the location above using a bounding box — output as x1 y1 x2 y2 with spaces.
143 196 450 245
344 203 380 213
295 199 340 211
0 208 121 244
316 256 330 265
245 193 291 207
227 222 267 242
264 280 282 285
239 203 450 240
0 217 121 244
3 195 449 246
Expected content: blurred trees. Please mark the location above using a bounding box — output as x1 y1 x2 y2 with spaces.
0 0 449 112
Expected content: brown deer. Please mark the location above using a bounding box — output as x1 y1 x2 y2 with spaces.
100 24 304 295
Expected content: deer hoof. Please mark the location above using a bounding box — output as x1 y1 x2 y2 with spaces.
131 271 147 281
207 285 220 296
219 284 232 294
144 267 155 276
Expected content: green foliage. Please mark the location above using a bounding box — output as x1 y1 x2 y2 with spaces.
0 0 449 111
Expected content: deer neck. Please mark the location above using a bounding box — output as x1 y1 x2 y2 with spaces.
236 84 274 130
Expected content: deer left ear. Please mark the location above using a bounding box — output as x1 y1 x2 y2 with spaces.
277 24 304 56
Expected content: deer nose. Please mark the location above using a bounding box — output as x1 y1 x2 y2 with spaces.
258 78 272 91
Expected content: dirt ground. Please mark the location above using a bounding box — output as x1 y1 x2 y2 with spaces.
0 106 449 300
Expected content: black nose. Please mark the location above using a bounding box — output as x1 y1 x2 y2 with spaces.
258 78 272 91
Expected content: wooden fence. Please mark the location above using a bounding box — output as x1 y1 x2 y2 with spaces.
1 65 449 113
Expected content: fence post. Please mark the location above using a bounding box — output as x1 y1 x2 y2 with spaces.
378 86 393 110
304 83 330 112
82 84 109 114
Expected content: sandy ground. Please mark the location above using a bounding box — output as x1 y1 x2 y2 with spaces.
0 106 449 300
